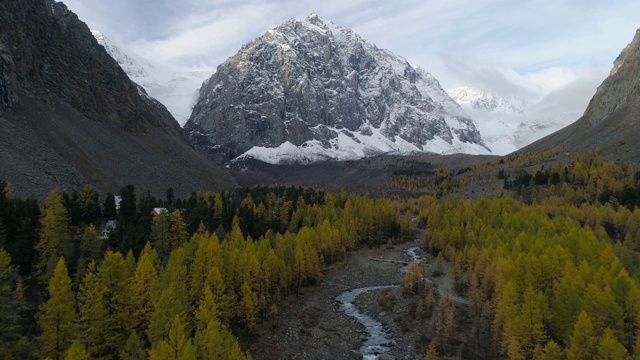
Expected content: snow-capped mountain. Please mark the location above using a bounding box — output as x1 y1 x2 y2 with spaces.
92 30 211 126
448 86 526 114
448 86 574 155
186 14 491 165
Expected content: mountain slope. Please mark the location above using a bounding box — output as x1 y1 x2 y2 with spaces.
448 86 577 155
91 31 212 126
186 14 490 164
448 87 526 114
0 0 234 198
524 28 640 163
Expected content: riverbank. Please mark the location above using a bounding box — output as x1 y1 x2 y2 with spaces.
249 238 428 360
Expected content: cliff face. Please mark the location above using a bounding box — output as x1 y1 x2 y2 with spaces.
0 0 234 198
186 14 489 164
524 28 640 163
0 0 181 134
581 28 640 127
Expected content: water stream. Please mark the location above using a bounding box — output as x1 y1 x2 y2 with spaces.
336 285 399 359
336 247 422 359
400 246 421 273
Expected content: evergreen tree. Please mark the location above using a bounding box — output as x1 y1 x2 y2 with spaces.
0 216 6 248
551 276 581 343
80 185 100 225
119 185 137 226
241 281 258 330
125 249 136 276
514 286 548 356
119 332 146 360
9 198 41 275
76 261 104 358
79 224 102 264
130 249 158 345
0 248 20 357
36 189 71 280
148 248 190 345
64 341 89 360
63 190 82 226
38 258 76 360
424 342 441 360
97 251 132 358
597 328 630 360
169 210 188 250
103 193 117 220
149 315 195 360
165 188 174 210
533 341 564 360
151 210 171 260
193 287 250 360
507 338 526 360
567 311 597 360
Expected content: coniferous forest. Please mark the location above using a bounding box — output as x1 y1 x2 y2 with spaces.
0 183 411 359
2 150 640 359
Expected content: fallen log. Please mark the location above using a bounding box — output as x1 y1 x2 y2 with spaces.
369 258 410 265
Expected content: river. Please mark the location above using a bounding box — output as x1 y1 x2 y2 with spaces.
336 247 422 359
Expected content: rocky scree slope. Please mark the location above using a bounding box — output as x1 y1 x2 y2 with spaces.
186 14 490 165
0 0 234 198
524 28 640 163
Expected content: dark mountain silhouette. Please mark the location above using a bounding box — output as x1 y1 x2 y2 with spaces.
0 0 234 198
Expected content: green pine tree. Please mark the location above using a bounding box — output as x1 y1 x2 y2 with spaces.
149 315 195 360
597 328 630 360
97 251 132 357
151 210 171 261
119 331 146 360
64 341 89 360
567 311 597 360
36 190 71 280
38 258 76 360
0 248 20 358
76 261 104 358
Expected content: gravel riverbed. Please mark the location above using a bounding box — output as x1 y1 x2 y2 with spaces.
249 239 429 360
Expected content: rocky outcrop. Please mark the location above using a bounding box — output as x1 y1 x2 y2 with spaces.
186 14 489 164
0 0 234 198
581 28 640 127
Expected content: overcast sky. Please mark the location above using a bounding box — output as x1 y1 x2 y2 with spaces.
63 0 639 104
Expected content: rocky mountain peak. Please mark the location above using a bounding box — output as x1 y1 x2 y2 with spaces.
448 86 526 114
186 14 490 164
523 27 640 163
91 30 157 79
610 29 640 77
582 28 640 127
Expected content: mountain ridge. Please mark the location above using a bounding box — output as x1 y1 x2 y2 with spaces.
523 28 640 162
186 13 491 165
0 0 234 198
91 30 212 126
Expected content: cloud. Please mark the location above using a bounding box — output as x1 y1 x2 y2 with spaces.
63 0 640 128
128 2 279 69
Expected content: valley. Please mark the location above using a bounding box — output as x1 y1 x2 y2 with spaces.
2 1 640 359
250 231 472 360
